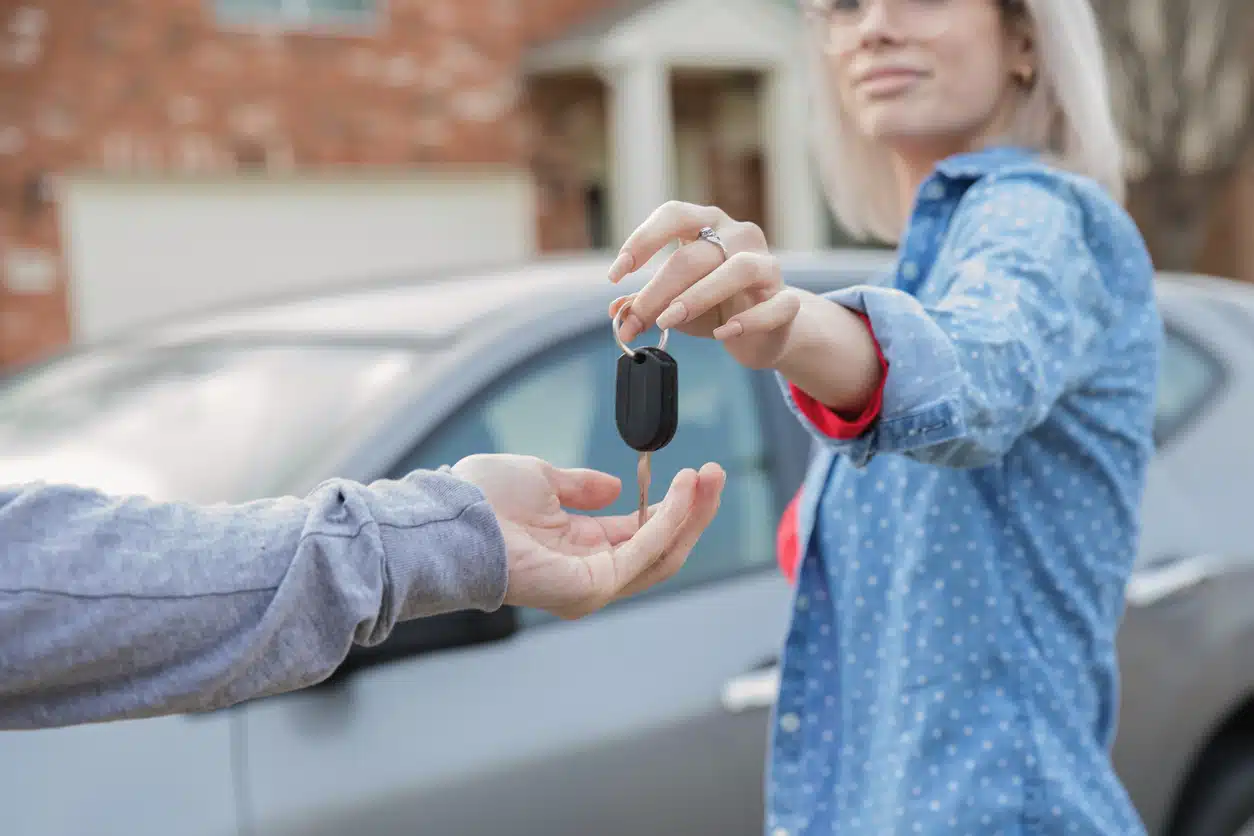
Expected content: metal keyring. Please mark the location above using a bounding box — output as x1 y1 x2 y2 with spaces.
613 298 668 358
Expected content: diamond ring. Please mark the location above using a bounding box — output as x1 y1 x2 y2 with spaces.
696 226 728 260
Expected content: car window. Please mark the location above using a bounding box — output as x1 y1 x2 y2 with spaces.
1154 327 1224 447
0 341 428 503
388 328 777 621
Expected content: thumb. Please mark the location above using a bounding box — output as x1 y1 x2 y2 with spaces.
547 465 623 511
606 468 698 585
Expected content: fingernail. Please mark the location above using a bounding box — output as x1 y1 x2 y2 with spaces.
609 251 634 283
656 301 687 330
712 319 743 340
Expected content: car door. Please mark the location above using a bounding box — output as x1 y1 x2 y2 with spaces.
1125 317 1230 575
1114 292 1254 834
236 325 796 836
1 712 239 836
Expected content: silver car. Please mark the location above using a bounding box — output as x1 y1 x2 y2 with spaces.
2 250 1254 836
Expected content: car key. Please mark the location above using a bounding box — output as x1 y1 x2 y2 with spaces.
613 303 679 527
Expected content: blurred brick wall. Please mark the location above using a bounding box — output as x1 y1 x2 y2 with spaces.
0 0 610 370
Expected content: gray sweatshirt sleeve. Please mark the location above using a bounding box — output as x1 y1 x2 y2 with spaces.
0 468 507 730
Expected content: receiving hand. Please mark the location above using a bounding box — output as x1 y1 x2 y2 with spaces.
608 201 799 370
451 454 725 620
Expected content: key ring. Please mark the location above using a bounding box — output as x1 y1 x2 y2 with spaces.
613 298 668 357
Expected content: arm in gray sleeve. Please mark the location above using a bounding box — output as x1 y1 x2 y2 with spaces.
0 468 507 730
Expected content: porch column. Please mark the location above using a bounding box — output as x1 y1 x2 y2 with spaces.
764 61 826 251
604 58 675 254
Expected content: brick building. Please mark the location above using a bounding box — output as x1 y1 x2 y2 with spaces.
0 0 831 369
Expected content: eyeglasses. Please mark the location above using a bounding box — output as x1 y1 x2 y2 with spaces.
804 0 1009 52
804 0 955 42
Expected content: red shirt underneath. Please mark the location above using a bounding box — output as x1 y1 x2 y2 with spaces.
775 312 888 583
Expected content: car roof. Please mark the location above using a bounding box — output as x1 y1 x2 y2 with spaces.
111 248 1254 351
133 249 900 348
1157 269 1254 309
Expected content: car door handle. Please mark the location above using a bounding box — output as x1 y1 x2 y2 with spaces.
720 665 781 714
1125 553 1227 607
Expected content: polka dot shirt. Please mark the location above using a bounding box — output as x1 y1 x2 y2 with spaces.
767 147 1162 835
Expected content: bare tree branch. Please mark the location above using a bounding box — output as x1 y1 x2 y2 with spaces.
1088 0 1254 270
1092 0 1254 176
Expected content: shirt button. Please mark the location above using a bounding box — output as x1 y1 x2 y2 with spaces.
772 829 791 836
780 712 801 733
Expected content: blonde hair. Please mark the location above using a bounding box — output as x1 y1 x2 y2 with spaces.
805 0 1125 244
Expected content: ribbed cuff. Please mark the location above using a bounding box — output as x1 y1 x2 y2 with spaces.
375 469 508 620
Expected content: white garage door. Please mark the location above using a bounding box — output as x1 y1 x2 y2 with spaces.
58 170 537 341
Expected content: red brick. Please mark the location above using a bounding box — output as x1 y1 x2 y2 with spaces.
0 0 613 368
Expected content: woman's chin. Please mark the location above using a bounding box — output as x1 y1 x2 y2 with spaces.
858 112 961 151
858 106 927 140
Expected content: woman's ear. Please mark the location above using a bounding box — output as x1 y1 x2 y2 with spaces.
1007 18 1037 88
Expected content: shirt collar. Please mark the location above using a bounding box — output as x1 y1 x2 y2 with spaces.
933 144 1038 181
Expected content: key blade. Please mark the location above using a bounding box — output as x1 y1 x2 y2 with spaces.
637 452 651 528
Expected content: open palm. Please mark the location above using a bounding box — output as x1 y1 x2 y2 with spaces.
451 454 724 619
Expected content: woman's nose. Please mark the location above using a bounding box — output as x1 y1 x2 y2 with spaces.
856 0 906 44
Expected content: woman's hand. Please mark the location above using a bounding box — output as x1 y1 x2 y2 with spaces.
607 201 800 370
608 200 884 413
451 454 725 620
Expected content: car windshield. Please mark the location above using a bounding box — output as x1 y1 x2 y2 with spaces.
0 341 426 503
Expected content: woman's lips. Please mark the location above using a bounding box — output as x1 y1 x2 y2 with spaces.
856 68 924 96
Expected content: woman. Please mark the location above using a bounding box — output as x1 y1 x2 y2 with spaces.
608 0 1160 833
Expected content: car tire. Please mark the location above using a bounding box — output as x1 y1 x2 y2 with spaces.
1173 740 1254 836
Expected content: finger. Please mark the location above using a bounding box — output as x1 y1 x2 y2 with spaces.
608 294 638 336
654 251 776 331
595 500 666 545
595 459 723 544
619 240 726 342
547 466 623 511
608 294 635 319
616 463 726 599
595 468 699 593
712 287 802 340
608 201 728 284
625 222 767 340
563 514 629 555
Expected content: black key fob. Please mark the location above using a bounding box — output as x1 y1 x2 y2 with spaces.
615 346 679 453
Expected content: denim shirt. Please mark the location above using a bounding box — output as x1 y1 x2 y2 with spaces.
766 147 1161 835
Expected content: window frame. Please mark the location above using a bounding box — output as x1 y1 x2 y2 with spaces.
1153 320 1229 450
211 0 384 33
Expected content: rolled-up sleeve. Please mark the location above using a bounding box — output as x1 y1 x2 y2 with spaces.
0 468 507 729
777 176 1116 469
